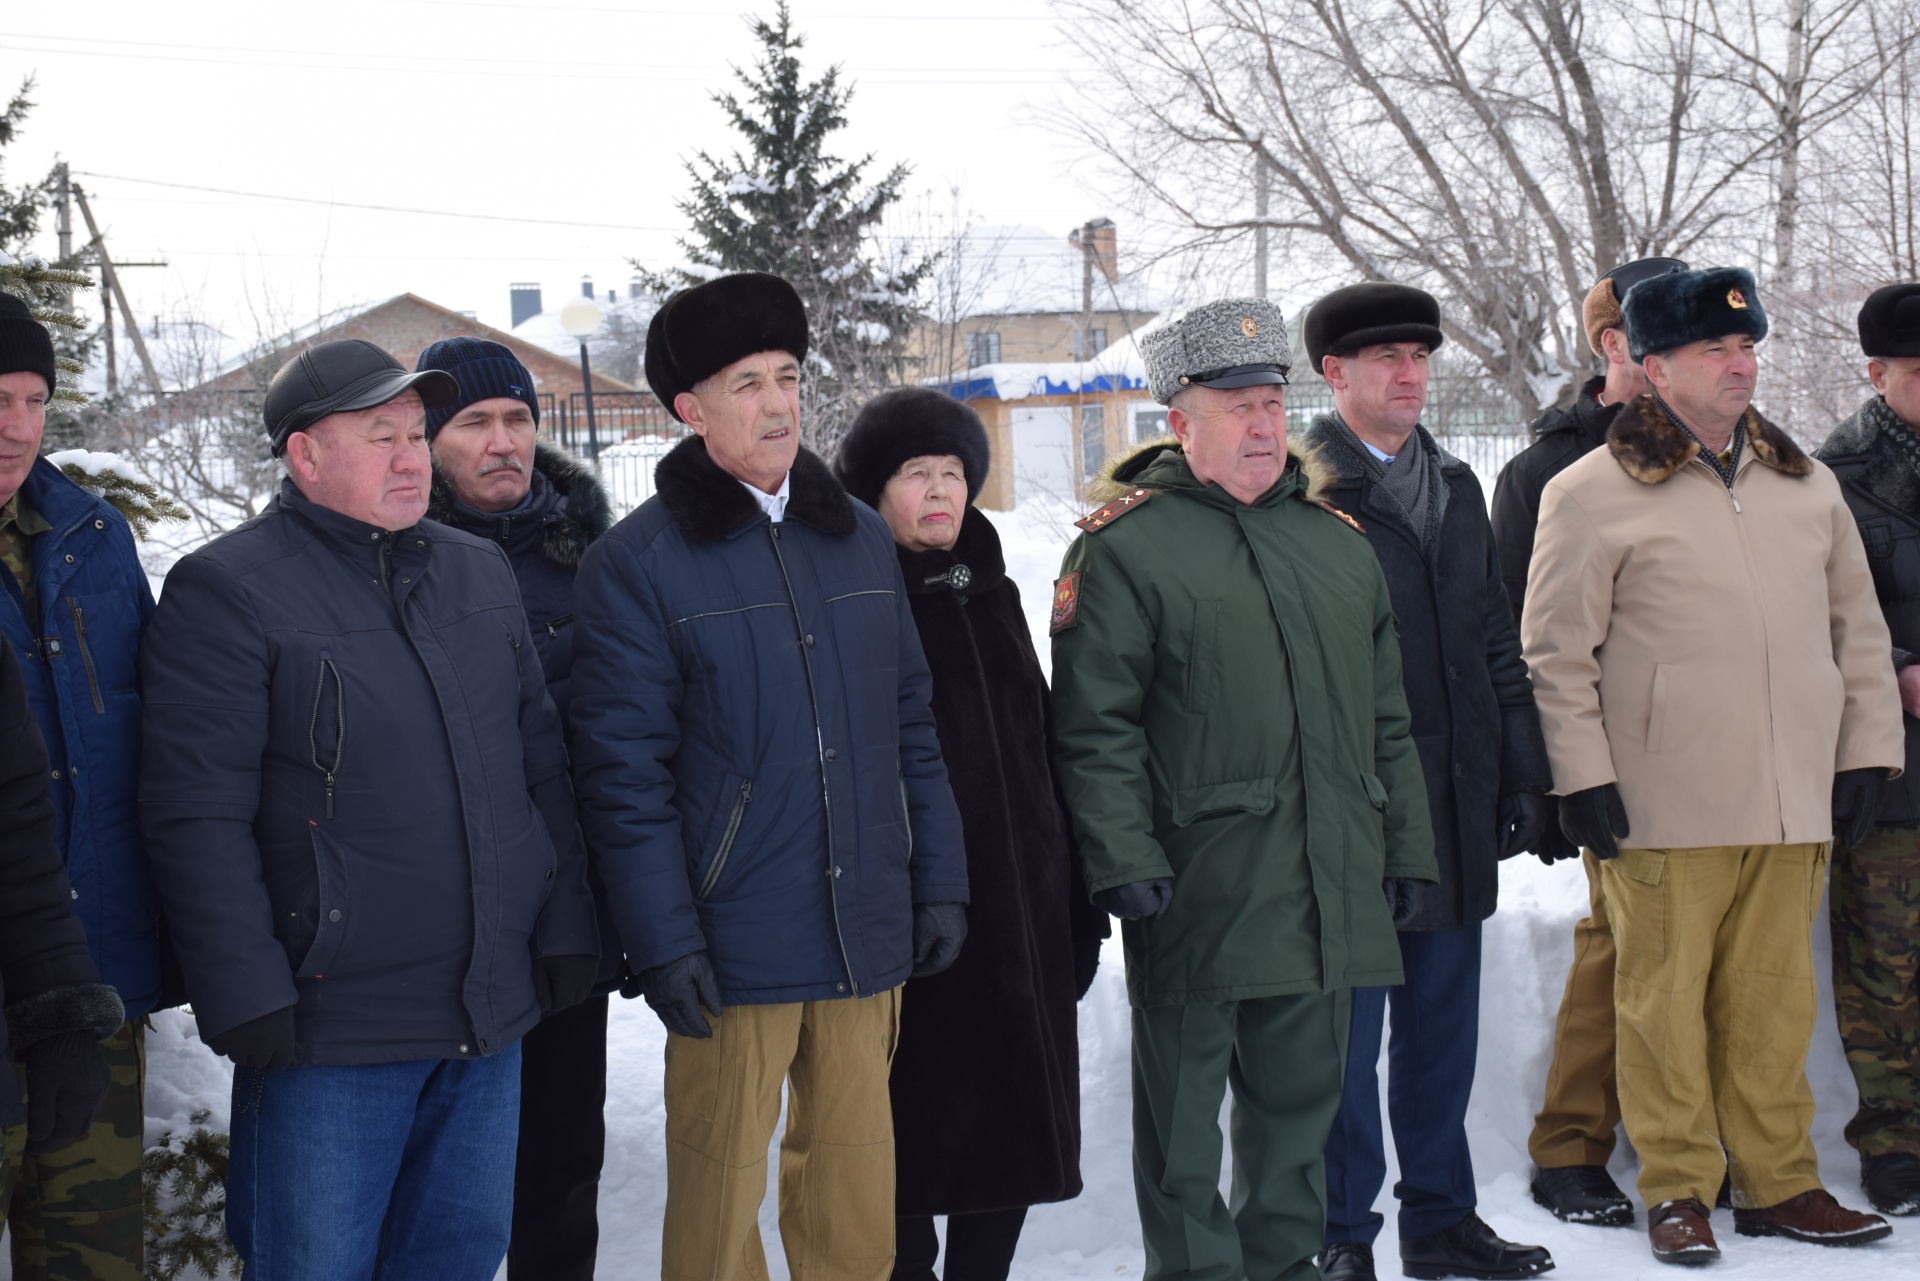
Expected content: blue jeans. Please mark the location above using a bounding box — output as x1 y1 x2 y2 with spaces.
227 1045 522 1281
1325 924 1482 1245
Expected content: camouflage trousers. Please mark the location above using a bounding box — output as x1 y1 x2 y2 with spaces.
1831 827 1920 1158
6 1020 144 1280
1 1120 22 1209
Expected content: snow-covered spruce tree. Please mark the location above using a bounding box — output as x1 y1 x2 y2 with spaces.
142 1109 241 1279
635 1 933 454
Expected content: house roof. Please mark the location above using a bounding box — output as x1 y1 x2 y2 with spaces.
939 223 1162 320
929 324 1153 401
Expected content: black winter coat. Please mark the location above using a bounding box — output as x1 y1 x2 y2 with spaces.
1301 428 1553 931
888 511 1105 1217
1489 376 1620 627
140 482 596 1065
1817 398 1920 825
2 637 124 1129
571 440 967 1005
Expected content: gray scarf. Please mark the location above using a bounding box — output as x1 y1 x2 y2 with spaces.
1313 411 1448 551
1860 395 1920 514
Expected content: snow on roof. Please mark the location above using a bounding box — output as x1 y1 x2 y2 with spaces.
928 324 1154 401
939 223 1161 319
511 292 656 361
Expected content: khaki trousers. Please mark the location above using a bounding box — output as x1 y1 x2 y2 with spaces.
1527 852 1622 1169
661 989 901 1281
1600 843 1828 1210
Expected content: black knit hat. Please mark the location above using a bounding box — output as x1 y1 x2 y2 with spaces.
262 339 459 455
836 388 990 509
1303 283 1446 374
415 337 540 436
1622 266 1768 360
645 273 809 422
1858 283 1920 359
0 292 57 396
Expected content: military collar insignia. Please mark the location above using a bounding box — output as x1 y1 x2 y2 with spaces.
1075 487 1153 532
1316 501 1366 533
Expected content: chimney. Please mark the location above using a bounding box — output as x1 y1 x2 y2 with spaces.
580 275 594 299
607 289 616 305
629 277 644 300
509 282 542 328
1088 218 1118 284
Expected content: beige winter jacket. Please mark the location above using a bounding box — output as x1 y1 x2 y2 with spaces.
1522 394 1903 850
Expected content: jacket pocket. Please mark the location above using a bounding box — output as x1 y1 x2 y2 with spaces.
292 826 354 979
1168 776 1276 828
65 597 106 714
1644 664 1672 756
308 652 346 818
542 613 574 640
1184 600 1222 711
695 778 754 899
1361 772 1389 811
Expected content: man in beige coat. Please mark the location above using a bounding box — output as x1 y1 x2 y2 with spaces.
1524 265 1904 1266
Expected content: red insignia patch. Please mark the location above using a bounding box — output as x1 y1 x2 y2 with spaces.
1050 571 1083 634
1727 287 1748 309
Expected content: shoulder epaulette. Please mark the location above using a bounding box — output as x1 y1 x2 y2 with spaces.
1075 487 1153 532
1315 501 1366 533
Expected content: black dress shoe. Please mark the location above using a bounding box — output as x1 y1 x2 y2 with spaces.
1317 1241 1376 1281
1400 1213 1554 1280
1863 1152 1920 1216
1529 1165 1634 1227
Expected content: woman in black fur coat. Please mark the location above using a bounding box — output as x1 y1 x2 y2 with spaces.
838 389 1107 1281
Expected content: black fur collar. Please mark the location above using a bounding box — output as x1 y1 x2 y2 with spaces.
897 506 1006 597
654 434 858 542
1607 393 1814 486
427 441 613 567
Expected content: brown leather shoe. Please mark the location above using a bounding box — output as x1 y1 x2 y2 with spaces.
1732 1188 1892 1246
1648 1198 1719 1266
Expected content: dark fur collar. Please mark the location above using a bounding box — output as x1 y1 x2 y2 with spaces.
654 434 857 542
1606 393 1814 486
427 441 613 567
897 506 1006 597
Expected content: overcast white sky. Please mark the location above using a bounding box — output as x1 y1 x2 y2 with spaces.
2 0 1115 344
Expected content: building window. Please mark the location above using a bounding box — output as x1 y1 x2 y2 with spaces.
1132 403 1170 443
966 331 1001 366
1080 403 1107 478
1087 327 1108 354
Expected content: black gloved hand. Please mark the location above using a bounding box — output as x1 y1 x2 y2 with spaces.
911 903 968 978
639 950 722 1039
1072 935 1102 1000
204 1005 300 1072
1532 819 1581 867
1092 877 1174 921
1385 877 1420 929
1833 767 1888 849
22 1030 110 1153
534 954 599 1015
1558 783 1630 861
1498 792 1555 861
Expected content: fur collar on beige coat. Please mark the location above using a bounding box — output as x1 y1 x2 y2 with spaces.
1521 394 1903 849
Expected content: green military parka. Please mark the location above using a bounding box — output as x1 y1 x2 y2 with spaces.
1050 443 1436 1008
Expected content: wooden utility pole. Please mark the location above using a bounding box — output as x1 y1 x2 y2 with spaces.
1080 218 1096 360
71 185 165 398
1253 147 1270 300
52 163 74 308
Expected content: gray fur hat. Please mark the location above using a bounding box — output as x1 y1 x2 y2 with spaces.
1140 297 1293 406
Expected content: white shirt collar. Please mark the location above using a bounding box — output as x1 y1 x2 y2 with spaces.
740 471 792 523
1362 439 1395 464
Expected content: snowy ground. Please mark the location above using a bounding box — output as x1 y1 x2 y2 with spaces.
98 466 1920 1279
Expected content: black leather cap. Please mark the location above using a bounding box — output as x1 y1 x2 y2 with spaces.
263 339 459 454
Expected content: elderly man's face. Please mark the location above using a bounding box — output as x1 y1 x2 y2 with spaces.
1645 334 1758 433
0 370 50 508
1871 355 1920 429
1168 381 1288 505
432 397 537 514
879 453 967 552
676 350 801 494
286 391 431 531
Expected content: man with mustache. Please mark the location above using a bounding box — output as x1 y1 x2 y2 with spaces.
139 339 599 1280
1525 267 1902 1265
417 338 617 1281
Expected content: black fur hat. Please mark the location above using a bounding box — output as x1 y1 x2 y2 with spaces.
644 272 809 422
1303 282 1445 374
836 387 991 508
1622 266 1768 360
1858 283 1920 359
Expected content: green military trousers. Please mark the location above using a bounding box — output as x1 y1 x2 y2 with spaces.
1830 826 1920 1158
1131 991 1350 1281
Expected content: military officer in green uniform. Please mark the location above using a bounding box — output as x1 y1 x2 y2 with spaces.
1050 297 1437 1281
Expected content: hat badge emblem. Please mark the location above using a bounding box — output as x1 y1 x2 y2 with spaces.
1727 288 1748 310
1240 316 1259 337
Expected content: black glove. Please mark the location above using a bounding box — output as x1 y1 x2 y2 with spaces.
204 1005 300 1072
1385 877 1420 929
22 1030 110 1153
911 903 968 978
534 954 599 1015
639 950 722 1039
1558 783 1630 861
1498 792 1555 861
1093 877 1174 921
1532 819 1581 867
1833 767 1888 849
1071 935 1101 1000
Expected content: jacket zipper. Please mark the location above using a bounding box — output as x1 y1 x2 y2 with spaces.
308 655 346 819
545 613 573 639
1694 456 1742 513
699 780 753 898
505 625 523 674
768 523 860 995
66 597 106 714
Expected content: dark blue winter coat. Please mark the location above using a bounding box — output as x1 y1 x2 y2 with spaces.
571 438 967 1005
0 457 162 1018
139 481 597 1065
